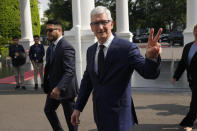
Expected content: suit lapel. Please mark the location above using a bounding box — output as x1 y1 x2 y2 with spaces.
49 44 53 64
185 42 193 69
50 39 62 64
100 37 118 79
90 43 98 77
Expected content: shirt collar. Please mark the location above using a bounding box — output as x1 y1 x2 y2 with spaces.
34 42 40 46
97 34 114 49
53 36 63 46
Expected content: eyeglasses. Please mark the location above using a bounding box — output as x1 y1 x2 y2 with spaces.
90 20 111 27
46 28 58 33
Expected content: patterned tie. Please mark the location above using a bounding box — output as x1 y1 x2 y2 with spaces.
98 45 105 77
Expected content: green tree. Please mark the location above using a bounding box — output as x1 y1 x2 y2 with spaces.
0 0 20 45
31 0 41 36
45 0 72 31
0 0 40 46
129 0 186 32
45 0 186 33
158 0 186 31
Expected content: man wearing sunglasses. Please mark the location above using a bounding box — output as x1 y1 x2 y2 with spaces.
71 6 162 131
44 20 78 131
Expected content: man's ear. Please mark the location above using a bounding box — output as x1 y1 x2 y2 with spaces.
111 20 114 29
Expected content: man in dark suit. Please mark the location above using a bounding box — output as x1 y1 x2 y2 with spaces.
171 24 197 131
44 20 78 131
71 6 162 131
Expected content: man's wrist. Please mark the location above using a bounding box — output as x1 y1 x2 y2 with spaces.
146 57 157 62
55 86 61 91
145 53 158 59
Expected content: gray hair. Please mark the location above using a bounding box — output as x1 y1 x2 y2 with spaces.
90 6 112 21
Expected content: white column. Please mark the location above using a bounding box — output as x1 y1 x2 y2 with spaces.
71 0 94 31
71 0 82 84
64 0 96 76
79 0 95 72
116 0 129 33
80 0 95 30
72 0 81 27
19 0 34 63
19 0 33 41
116 0 133 41
183 0 197 45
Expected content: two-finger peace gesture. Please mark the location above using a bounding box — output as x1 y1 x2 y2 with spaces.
146 28 163 59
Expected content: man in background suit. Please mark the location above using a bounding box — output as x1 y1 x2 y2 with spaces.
9 36 26 90
29 35 45 90
44 20 78 131
71 6 162 131
171 24 197 131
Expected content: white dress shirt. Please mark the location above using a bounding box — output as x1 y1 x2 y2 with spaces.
53 35 63 49
95 34 114 74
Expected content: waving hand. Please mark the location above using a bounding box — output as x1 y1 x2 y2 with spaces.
145 28 163 59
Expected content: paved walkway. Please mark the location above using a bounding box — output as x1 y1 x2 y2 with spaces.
0 89 196 131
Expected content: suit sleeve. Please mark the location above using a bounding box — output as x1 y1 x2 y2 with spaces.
37 44 45 62
9 46 14 58
46 46 51 64
21 45 25 53
56 44 76 91
43 62 50 94
128 43 161 79
74 49 93 112
173 46 187 81
41 44 45 58
29 46 33 61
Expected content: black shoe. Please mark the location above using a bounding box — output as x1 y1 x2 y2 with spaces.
21 86 26 90
34 84 38 90
180 116 194 127
15 86 20 90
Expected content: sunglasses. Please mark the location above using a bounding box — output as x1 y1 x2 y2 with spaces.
46 28 58 33
90 20 111 27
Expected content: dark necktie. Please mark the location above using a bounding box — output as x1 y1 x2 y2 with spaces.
98 45 105 77
50 43 55 62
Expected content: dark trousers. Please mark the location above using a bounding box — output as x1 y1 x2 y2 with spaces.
44 95 78 131
180 84 197 127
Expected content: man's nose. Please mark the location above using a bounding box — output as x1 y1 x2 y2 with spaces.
97 23 104 29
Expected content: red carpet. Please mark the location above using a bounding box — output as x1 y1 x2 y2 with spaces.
0 70 36 84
